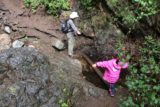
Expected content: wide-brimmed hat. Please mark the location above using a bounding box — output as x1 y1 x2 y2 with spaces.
70 12 79 19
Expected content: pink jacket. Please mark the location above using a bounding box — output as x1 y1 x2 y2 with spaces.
96 58 129 83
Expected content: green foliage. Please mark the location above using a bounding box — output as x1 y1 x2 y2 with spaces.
79 0 93 10
43 0 70 15
118 7 137 25
23 0 31 7
23 0 41 10
132 0 159 19
110 0 159 26
115 40 131 63
58 99 69 107
23 0 94 14
120 36 160 106
58 87 71 107
57 69 71 107
109 0 118 7
23 0 70 15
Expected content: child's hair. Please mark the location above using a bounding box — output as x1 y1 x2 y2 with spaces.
116 59 119 64
112 52 118 58
113 52 127 64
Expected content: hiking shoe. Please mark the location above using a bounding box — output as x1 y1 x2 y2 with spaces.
110 92 115 97
69 54 78 58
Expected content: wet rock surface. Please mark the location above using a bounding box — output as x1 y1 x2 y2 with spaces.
0 47 78 107
0 47 50 106
0 47 118 107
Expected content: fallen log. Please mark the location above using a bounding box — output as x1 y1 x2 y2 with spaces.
79 52 107 84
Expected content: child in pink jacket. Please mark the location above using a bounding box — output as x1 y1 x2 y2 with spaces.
92 58 129 96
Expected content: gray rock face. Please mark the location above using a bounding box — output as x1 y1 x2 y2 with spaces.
0 47 91 107
0 47 109 107
82 25 124 60
0 48 56 107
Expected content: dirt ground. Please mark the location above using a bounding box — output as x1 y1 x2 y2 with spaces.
0 0 94 59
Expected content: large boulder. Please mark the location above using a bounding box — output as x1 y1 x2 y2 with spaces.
0 40 118 107
0 47 61 107
81 24 124 61
49 52 118 107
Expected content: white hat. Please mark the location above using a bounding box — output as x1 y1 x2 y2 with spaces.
69 12 79 19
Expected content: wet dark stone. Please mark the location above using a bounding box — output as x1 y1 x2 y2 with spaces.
0 47 61 107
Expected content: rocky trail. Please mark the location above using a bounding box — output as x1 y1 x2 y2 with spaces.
0 0 62 56
0 0 94 61
0 0 125 107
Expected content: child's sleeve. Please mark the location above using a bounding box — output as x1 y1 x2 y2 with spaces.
121 62 129 69
96 61 108 68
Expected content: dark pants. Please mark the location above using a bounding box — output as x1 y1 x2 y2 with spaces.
105 81 115 95
109 83 115 95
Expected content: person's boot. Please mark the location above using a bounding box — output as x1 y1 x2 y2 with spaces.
69 54 79 58
109 89 115 97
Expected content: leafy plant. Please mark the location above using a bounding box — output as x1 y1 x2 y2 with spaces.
23 0 41 10
58 99 69 107
23 0 70 15
120 36 160 106
118 7 137 25
23 0 31 7
57 69 71 107
43 0 70 15
79 0 93 10
132 0 159 19
110 0 159 26
115 39 131 63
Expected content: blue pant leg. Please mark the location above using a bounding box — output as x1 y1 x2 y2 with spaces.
110 83 115 94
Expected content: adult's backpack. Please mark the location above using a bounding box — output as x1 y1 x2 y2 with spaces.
60 19 69 33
